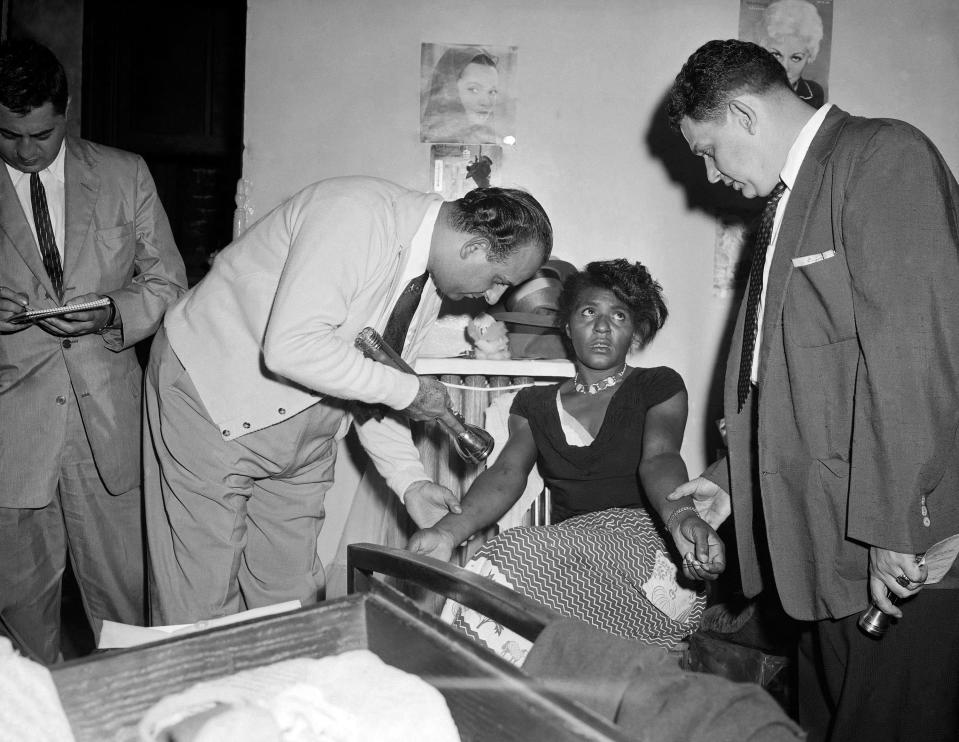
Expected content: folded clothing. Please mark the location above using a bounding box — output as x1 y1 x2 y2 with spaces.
523 619 805 742
138 649 460 742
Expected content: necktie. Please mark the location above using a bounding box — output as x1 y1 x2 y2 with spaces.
737 181 787 412
353 270 430 424
30 172 63 300
381 270 430 356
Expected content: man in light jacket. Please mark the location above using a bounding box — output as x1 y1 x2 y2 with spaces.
144 175 552 624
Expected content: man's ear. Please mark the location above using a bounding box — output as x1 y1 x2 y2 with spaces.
564 323 571 339
728 99 758 134
459 236 490 259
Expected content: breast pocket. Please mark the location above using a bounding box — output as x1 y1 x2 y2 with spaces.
96 222 134 246
783 252 857 348
95 222 135 277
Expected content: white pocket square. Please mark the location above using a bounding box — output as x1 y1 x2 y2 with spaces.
792 250 836 267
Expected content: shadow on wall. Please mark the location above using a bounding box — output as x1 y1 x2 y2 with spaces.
643 89 761 220
641 90 763 466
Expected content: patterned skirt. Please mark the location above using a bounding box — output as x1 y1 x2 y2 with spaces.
442 508 706 666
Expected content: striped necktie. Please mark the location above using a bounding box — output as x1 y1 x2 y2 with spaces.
737 181 786 412
30 172 63 300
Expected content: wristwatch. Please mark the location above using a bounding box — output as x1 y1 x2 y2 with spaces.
96 297 118 334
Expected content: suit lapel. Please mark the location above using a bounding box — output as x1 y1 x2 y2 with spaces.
63 137 100 284
757 107 850 380
0 166 58 298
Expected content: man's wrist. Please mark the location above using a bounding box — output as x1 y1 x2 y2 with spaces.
97 297 118 334
401 478 430 504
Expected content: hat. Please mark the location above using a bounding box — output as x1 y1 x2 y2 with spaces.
489 258 577 359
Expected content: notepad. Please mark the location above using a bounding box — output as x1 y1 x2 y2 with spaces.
97 600 302 649
8 297 111 324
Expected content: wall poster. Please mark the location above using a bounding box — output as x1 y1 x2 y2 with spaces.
420 43 518 146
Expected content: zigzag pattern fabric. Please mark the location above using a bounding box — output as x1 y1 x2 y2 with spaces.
30 173 63 300
452 508 706 651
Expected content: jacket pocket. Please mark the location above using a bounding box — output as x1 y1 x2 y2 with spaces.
95 222 135 277
783 254 857 348
96 222 134 246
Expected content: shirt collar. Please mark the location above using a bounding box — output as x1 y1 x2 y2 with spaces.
780 102 833 190
406 197 442 277
5 138 66 188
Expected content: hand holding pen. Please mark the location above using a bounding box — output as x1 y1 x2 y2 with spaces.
0 286 30 333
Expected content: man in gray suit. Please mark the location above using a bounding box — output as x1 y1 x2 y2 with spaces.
0 39 187 663
665 40 959 741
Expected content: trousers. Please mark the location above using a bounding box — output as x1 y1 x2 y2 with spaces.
143 327 344 625
0 388 143 663
797 587 959 742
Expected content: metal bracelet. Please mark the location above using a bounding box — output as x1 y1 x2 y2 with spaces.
666 504 697 531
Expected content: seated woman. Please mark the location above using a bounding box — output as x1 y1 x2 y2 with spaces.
408 259 725 664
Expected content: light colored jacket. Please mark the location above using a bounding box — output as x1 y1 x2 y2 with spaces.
165 176 443 496
0 137 187 505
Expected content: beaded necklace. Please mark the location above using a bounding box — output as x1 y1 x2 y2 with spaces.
572 363 627 395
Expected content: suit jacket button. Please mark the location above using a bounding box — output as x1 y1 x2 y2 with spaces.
242 422 251 429
278 408 286 414
56 395 67 405
62 339 71 349
222 429 230 437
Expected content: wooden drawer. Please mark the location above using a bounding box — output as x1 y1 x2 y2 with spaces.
52 545 628 742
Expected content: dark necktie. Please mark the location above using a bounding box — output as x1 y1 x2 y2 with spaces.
353 270 430 424
381 270 430 356
737 181 787 412
30 172 64 300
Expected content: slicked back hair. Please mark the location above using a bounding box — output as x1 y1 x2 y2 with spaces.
448 187 553 264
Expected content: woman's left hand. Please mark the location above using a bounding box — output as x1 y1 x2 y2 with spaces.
671 513 726 581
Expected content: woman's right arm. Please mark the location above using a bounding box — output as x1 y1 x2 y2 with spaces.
406 413 538 561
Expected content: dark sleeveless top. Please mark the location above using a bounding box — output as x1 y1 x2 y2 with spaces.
510 366 685 523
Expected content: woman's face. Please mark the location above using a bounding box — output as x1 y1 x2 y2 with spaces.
457 62 499 125
763 34 812 87
566 286 636 374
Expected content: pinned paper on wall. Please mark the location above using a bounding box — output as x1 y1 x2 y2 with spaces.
430 145 503 200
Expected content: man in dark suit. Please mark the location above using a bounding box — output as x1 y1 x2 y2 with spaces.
664 40 959 741
0 39 187 663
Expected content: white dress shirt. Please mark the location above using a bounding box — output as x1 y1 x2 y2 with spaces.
751 103 834 382
5 140 66 261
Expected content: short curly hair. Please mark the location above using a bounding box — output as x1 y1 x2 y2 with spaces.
0 38 68 115
557 259 668 349
665 39 790 130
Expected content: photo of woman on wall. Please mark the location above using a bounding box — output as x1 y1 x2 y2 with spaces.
740 0 833 109
420 43 517 144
